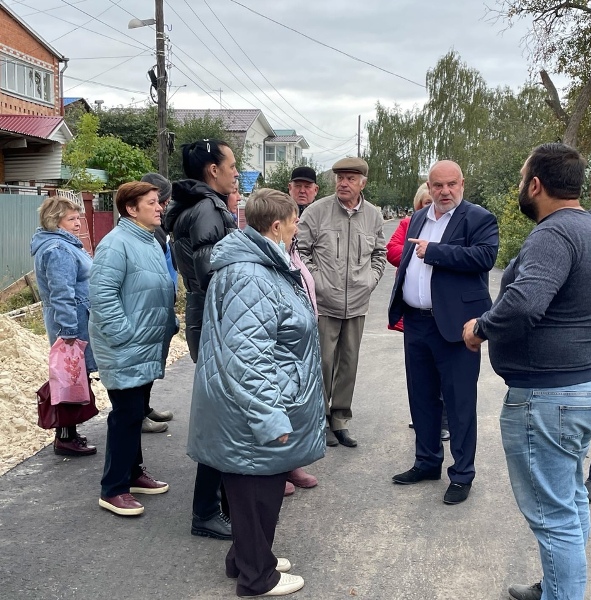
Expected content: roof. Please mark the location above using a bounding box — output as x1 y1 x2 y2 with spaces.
239 170 261 194
173 109 274 134
63 98 82 106
0 115 72 142
0 1 66 61
267 135 310 149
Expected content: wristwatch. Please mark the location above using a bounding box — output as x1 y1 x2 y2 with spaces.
473 320 486 340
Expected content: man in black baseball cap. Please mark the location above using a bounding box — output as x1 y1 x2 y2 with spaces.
288 166 319 216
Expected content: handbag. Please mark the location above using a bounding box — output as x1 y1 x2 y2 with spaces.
48 338 91 405
37 380 99 429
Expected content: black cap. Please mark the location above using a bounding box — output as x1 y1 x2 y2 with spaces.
290 166 317 183
141 172 172 204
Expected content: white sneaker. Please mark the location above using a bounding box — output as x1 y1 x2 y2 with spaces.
276 558 291 573
261 573 304 596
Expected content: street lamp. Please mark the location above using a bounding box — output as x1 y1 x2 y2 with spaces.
128 3 168 178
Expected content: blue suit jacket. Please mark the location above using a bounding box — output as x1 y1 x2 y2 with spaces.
388 200 499 343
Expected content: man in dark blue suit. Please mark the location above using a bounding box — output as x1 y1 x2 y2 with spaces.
389 160 498 505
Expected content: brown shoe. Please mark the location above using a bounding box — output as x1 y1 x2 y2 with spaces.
54 437 97 457
99 493 144 516
130 469 169 495
287 467 318 488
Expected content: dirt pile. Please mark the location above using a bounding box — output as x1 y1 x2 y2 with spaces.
0 315 187 476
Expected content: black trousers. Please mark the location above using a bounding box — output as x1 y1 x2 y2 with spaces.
223 472 288 597
404 310 480 484
192 463 228 519
101 384 149 498
143 380 154 418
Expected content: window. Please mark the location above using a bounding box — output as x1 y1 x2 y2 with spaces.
265 145 286 162
1 55 53 105
295 147 302 162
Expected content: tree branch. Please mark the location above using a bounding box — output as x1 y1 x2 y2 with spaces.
563 77 591 147
540 69 570 125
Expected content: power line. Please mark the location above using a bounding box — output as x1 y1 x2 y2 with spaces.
64 74 148 96
227 0 425 89
202 0 351 142
64 51 149 93
170 52 235 110
6 0 150 52
165 1 348 152
50 0 122 43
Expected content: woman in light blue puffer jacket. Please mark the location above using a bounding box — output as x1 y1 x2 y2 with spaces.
89 181 177 518
188 188 325 598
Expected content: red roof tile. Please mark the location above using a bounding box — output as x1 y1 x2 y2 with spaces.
0 115 65 140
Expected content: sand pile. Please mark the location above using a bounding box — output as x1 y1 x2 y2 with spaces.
0 314 187 476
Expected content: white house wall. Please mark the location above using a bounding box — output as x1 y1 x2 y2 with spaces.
244 115 271 174
4 143 63 181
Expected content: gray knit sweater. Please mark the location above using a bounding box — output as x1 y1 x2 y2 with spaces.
479 208 591 388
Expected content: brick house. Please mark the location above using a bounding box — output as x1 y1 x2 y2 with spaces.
0 0 72 188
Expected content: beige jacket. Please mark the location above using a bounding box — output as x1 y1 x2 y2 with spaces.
297 193 386 319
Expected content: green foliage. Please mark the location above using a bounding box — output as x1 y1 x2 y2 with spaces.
364 102 423 207
62 113 103 192
63 103 91 136
97 105 159 150
423 51 494 169
495 188 535 268
167 115 232 181
63 112 155 191
263 158 332 200
89 136 154 188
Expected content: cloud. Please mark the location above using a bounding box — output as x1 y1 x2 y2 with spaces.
8 0 548 168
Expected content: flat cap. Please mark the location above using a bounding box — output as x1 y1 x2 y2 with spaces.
332 157 369 177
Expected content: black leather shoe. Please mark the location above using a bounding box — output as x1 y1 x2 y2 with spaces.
333 429 357 447
508 582 542 600
392 466 441 484
443 482 471 504
191 511 232 540
325 427 339 447
440 429 450 441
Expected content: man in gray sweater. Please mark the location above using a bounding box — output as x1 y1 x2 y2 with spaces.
463 143 591 600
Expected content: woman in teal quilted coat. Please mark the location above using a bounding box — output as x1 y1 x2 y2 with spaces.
89 181 177 518
188 188 325 598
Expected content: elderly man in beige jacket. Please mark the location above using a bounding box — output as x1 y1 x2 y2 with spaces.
297 157 386 447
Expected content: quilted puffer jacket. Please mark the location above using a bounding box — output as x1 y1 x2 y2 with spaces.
88 218 177 390
187 226 326 475
165 180 236 362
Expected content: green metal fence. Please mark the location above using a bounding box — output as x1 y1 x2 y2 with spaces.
0 193 46 289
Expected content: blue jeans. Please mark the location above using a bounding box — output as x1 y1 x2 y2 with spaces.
500 382 591 600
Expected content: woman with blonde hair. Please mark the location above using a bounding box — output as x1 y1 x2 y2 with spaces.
386 182 432 267
31 196 97 456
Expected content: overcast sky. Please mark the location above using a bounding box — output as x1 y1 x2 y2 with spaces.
6 0 546 169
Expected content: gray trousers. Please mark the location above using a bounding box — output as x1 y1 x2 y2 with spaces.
318 315 365 431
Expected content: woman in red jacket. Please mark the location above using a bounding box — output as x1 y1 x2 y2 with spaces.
386 183 432 267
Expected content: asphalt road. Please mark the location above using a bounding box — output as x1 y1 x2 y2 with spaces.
1 219 588 600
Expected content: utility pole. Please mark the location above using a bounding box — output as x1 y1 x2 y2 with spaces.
357 115 361 158
155 0 168 178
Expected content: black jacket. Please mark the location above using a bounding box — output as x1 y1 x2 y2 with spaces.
165 180 236 361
